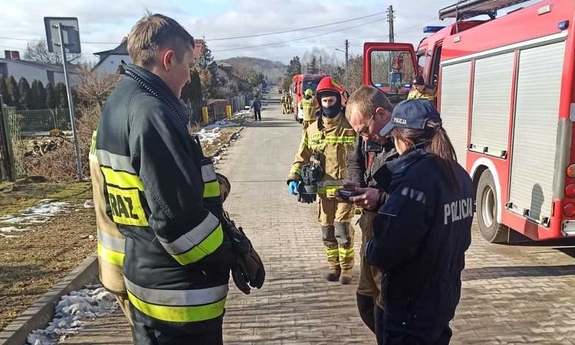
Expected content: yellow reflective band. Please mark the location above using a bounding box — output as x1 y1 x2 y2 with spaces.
203 181 220 198
339 247 355 259
172 225 224 265
98 242 125 267
127 290 226 323
318 186 343 195
101 167 144 191
106 186 149 227
325 248 339 258
290 166 302 176
89 131 98 162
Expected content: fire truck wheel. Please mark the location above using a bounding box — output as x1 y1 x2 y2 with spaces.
476 169 509 244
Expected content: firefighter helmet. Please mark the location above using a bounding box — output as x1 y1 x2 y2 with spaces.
305 88 314 97
316 76 346 105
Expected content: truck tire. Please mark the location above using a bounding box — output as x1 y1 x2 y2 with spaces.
476 169 509 244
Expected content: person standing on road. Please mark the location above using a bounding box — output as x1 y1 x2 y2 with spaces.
95 14 241 345
287 76 357 284
407 75 436 104
300 88 320 130
361 99 473 345
344 85 397 336
251 95 262 121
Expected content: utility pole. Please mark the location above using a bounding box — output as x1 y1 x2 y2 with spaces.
344 39 349 71
387 5 395 43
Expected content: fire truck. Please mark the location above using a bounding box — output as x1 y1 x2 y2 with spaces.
291 73 326 122
364 0 575 244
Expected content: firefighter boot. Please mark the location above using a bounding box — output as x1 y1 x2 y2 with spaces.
322 225 340 281
335 222 355 285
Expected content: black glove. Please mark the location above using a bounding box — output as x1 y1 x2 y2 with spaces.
297 183 316 204
223 212 265 295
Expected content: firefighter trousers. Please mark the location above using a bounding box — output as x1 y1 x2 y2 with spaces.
318 196 355 271
357 210 383 304
130 304 223 345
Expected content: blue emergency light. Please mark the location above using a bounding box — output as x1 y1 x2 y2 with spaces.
423 26 445 33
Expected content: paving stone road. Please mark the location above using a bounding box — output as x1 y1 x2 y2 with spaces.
62 103 575 345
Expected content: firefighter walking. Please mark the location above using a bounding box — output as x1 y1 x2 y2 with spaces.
287 77 357 284
300 88 320 130
281 93 289 114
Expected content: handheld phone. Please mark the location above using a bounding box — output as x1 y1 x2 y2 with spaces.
335 189 362 200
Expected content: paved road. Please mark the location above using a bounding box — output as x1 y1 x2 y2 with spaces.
62 103 575 345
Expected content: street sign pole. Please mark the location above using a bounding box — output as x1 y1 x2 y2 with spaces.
56 22 83 181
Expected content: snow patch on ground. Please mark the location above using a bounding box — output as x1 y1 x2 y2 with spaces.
26 285 118 345
0 200 70 236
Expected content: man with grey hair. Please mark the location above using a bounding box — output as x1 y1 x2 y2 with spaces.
93 13 265 344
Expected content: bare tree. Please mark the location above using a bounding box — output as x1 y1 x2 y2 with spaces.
75 66 121 107
24 39 81 65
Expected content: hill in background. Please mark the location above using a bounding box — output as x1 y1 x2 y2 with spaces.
220 57 286 83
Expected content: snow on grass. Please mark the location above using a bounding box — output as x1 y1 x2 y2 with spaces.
0 200 70 234
26 285 118 345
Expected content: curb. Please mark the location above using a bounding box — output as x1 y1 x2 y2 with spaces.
0 252 98 345
211 126 245 159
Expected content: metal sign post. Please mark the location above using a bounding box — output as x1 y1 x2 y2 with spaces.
44 17 83 181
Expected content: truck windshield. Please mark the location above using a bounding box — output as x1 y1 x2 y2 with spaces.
370 50 415 102
302 78 322 93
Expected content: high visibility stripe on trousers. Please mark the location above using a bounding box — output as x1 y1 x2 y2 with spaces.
326 247 339 259
97 230 125 267
339 247 355 260
125 278 228 323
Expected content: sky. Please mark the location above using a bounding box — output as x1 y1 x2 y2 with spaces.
0 0 542 66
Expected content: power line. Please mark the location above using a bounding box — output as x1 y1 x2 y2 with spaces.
211 17 384 53
208 11 387 41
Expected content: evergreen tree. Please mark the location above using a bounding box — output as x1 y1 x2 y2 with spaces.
45 82 56 109
18 77 33 110
55 82 68 109
31 80 47 109
0 75 9 106
308 56 319 74
6 75 20 108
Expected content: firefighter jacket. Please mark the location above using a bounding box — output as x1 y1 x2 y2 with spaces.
346 136 398 208
300 97 319 121
89 131 126 295
407 88 436 102
366 148 473 341
95 64 233 333
288 113 356 198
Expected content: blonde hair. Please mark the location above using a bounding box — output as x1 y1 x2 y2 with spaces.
347 85 394 117
127 13 194 68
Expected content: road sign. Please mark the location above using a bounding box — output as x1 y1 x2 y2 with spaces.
44 17 81 54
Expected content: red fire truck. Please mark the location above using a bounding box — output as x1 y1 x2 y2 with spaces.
363 0 575 243
291 73 326 122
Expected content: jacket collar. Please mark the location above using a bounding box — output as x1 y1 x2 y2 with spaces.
387 147 428 175
123 64 189 129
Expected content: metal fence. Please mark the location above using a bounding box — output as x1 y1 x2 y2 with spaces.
1 107 26 180
17 109 71 134
230 96 246 113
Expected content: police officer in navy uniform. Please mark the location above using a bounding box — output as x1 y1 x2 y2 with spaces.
355 99 473 345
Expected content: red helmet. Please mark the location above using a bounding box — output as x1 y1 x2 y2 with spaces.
315 76 347 105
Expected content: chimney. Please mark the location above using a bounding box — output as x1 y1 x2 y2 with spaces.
3 51 20 60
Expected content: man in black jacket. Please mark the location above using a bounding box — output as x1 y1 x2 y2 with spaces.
344 85 396 336
95 14 237 345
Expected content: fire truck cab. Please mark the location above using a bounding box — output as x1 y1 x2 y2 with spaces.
364 0 575 244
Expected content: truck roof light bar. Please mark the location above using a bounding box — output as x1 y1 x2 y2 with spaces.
439 0 537 21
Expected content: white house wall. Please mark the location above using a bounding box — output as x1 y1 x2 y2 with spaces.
94 55 131 75
5 61 48 84
3 60 79 86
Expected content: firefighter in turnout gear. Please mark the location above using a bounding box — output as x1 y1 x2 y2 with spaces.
300 88 320 130
89 131 132 325
95 14 245 344
407 74 436 104
281 93 289 114
287 77 357 284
